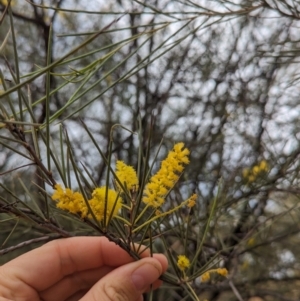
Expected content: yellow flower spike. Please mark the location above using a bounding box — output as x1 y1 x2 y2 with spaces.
142 143 190 208
173 142 190 163
216 268 228 277
115 160 139 192
177 255 190 271
52 184 88 216
252 165 260 176
243 160 269 184
89 187 122 222
187 194 197 208
200 268 228 283
201 272 210 282
259 160 269 172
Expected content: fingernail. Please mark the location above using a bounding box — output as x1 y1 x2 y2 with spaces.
131 261 161 291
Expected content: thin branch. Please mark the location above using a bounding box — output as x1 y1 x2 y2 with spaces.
0 234 62 255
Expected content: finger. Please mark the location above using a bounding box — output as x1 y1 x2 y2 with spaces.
39 253 165 301
1 237 149 293
81 255 168 301
39 266 113 301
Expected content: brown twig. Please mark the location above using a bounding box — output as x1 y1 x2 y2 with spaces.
0 202 72 239
0 163 36 176
5 122 57 187
0 234 62 255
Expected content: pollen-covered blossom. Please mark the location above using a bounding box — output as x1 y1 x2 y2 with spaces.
201 272 210 282
88 187 122 222
143 143 190 208
177 255 190 271
243 160 269 184
52 184 88 216
200 268 228 283
115 160 139 192
216 268 228 277
187 194 197 208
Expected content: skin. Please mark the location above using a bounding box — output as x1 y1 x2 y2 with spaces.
0 237 168 301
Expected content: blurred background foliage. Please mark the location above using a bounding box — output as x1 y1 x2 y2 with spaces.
1 0 300 300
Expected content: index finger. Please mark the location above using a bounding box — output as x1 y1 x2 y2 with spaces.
2 236 149 291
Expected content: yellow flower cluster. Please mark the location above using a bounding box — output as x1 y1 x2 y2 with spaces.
201 271 211 282
177 255 190 271
242 160 269 184
89 187 122 222
52 184 122 222
200 268 228 282
187 194 197 208
52 184 88 216
115 160 139 192
143 143 190 208
216 268 228 277
52 142 190 224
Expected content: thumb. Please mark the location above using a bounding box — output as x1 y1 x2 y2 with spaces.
81 256 166 301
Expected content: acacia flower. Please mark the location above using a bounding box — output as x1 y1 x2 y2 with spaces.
187 194 197 208
201 272 210 282
115 160 139 192
88 187 122 222
200 268 228 282
216 268 228 277
243 160 269 184
252 165 260 176
52 184 87 216
177 255 190 271
143 142 190 208
259 160 268 171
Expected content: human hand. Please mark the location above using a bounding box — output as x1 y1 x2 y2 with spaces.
0 237 168 301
